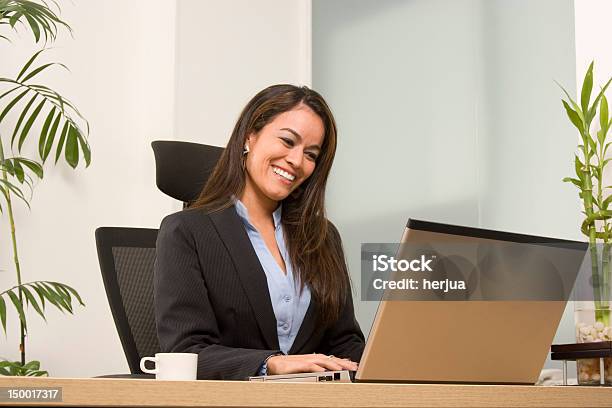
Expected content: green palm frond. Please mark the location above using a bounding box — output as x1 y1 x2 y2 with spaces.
1 156 43 180
0 0 70 44
0 155 43 209
0 280 85 334
0 49 90 168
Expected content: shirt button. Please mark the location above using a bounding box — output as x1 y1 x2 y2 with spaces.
282 323 289 330
283 295 292 302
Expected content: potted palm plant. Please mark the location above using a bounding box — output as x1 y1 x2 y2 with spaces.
0 0 90 376
560 61 612 385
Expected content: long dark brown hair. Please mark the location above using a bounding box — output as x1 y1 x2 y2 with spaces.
190 84 349 326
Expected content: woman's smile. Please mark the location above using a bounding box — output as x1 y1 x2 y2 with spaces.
271 165 297 184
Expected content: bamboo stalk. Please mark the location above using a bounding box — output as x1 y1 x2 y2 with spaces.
599 125 611 327
580 127 604 321
601 242 611 326
0 138 27 365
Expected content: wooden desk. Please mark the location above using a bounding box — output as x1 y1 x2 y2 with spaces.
1 376 611 407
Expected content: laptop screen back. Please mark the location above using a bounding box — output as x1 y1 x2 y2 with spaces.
355 219 588 384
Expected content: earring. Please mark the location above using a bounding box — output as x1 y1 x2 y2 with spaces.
243 144 250 155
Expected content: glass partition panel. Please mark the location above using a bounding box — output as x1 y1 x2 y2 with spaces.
313 0 578 361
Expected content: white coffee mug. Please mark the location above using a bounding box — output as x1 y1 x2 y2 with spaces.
140 353 198 380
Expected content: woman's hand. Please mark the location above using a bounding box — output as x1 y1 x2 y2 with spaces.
266 354 358 375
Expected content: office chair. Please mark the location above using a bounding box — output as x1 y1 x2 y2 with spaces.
95 140 223 376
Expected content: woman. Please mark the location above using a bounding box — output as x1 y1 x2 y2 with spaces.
154 84 364 380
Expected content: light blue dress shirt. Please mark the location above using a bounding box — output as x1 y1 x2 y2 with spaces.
234 199 311 356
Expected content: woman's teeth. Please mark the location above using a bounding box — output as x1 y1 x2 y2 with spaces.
272 166 295 181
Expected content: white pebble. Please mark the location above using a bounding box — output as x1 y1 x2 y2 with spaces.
580 326 592 335
595 322 605 331
591 327 599 337
586 335 594 342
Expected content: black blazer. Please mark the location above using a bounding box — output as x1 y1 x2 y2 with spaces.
154 205 365 380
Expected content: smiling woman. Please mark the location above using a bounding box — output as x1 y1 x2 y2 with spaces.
154 84 365 380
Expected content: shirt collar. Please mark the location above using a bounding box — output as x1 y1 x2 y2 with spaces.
234 197 282 231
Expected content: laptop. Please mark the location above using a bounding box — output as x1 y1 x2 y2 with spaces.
356 219 587 384
251 219 588 384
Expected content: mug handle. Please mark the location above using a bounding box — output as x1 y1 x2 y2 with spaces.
140 356 158 375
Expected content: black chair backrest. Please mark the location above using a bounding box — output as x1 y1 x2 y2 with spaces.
151 140 224 206
95 227 159 374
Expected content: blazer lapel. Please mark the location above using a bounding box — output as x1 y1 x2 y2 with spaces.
209 206 280 350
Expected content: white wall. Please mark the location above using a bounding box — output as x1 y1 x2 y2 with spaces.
0 0 177 377
174 0 312 148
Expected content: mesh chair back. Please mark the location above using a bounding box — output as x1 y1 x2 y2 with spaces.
95 227 160 374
